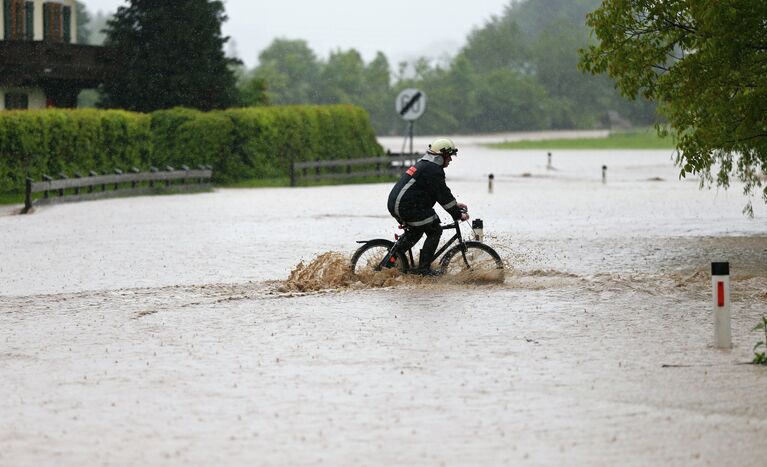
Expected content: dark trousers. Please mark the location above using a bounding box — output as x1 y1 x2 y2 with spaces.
399 219 442 270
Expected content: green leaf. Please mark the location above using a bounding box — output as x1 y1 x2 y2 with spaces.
577 0 767 212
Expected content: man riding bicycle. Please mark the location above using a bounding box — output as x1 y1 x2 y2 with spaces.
387 137 469 276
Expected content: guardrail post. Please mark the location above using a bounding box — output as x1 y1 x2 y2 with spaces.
114 168 123 190
73 173 82 194
131 167 139 188
290 161 296 187
165 166 174 188
88 171 98 193
57 172 68 197
24 178 33 213
149 166 158 188
42 174 52 198
181 165 189 185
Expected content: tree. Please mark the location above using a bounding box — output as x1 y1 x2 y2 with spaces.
88 10 111 45
75 1 91 44
580 1 767 213
361 52 395 134
457 0 656 131
100 0 240 112
253 39 320 105
318 49 365 104
462 8 529 74
238 75 269 106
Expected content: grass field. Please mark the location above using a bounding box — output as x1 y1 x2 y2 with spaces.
0 193 24 206
489 129 675 150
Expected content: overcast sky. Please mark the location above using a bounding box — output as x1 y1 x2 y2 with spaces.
84 0 512 68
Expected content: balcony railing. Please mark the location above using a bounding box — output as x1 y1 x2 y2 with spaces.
0 40 117 87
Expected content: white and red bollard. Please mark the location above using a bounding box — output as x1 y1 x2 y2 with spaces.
711 262 732 349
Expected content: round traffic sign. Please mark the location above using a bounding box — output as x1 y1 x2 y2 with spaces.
395 88 427 121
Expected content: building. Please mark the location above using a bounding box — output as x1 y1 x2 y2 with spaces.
0 0 115 110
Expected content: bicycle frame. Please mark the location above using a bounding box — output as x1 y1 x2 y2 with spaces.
377 219 470 270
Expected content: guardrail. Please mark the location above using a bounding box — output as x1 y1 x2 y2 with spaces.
290 153 421 187
23 165 213 214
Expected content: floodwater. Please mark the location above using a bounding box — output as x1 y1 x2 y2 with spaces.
1 137 766 466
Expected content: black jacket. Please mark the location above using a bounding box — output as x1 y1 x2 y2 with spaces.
387 154 461 226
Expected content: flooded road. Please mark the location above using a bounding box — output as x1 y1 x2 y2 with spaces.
1 141 766 465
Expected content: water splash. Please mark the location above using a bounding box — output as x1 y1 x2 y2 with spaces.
279 251 507 293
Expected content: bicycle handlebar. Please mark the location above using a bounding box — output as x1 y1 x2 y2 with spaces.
401 206 469 231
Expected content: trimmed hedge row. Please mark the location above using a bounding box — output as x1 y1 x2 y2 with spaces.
0 104 383 192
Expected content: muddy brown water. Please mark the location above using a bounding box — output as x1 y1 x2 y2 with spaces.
1 142 766 465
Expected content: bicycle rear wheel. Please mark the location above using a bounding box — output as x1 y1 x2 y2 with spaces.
351 239 409 276
438 241 504 280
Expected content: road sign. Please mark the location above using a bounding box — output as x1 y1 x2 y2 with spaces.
395 88 426 121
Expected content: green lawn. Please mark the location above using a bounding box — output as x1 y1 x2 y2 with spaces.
488 129 675 150
0 193 24 206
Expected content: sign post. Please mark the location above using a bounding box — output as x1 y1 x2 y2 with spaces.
395 88 427 155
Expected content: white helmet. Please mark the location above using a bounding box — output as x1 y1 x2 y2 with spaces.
427 137 458 157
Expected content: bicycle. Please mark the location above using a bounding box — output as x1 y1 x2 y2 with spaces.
350 213 504 278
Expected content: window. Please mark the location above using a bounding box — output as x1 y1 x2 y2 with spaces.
3 0 27 40
43 1 63 42
5 92 29 110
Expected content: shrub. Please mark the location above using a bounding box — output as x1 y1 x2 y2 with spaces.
0 104 382 193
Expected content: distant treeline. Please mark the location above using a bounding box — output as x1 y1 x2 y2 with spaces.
76 0 657 135
236 0 657 135
0 105 382 193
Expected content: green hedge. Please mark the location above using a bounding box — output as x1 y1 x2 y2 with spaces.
0 104 383 191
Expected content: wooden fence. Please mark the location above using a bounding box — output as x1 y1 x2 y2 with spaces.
290 153 421 186
23 165 213 214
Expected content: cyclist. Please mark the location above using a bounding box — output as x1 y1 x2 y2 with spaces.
387 137 469 275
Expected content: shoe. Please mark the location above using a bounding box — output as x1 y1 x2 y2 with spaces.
407 268 443 277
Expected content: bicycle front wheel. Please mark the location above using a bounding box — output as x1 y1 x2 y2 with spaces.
438 241 504 280
351 239 409 276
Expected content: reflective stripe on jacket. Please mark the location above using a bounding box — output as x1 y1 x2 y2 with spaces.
387 154 461 226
